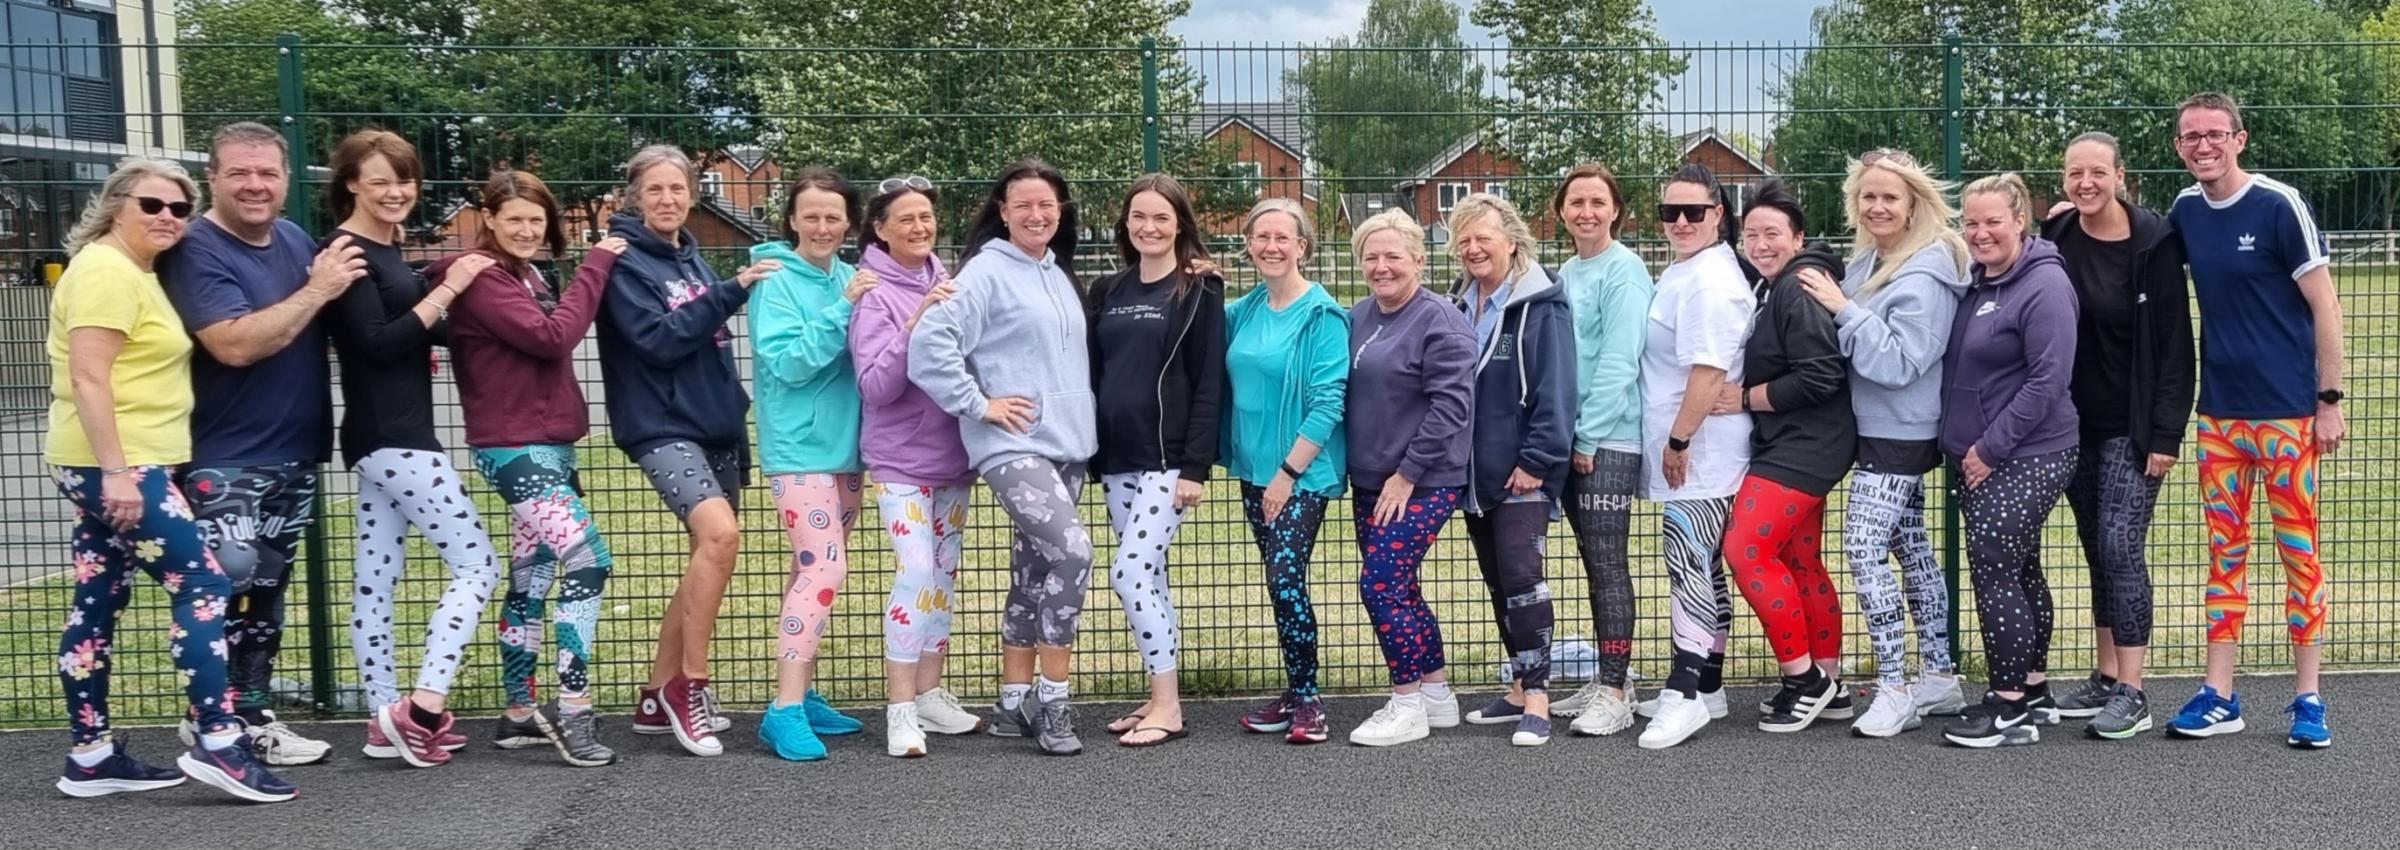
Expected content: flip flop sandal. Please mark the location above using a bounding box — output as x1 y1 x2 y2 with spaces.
1106 712 1149 734
1118 725 1190 748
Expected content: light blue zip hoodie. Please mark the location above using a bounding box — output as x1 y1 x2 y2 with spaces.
907 238 1097 473
749 241 862 475
1559 242 1652 455
1221 280 1349 497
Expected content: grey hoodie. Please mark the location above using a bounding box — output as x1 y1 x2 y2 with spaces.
1833 240 1968 441
908 238 1098 473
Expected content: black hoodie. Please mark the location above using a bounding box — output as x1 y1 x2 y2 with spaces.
597 211 754 457
1086 268 1227 483
1740 241 1856 496
2040 202 2196 462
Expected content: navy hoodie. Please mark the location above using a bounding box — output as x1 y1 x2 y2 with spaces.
598 211 754 456
1940 237 2080 461
1448 263 1576 513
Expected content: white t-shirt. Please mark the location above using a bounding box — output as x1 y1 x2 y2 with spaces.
1640 242 1755 500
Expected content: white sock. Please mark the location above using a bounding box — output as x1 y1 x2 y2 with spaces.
558 701 591 717
1420 680 1452 702
69 742 113 767
1392 691 1425 712
1036 677 1070 703
1000 683 1032 710
201 730 242 751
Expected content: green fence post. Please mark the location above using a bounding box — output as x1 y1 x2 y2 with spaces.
276 33 337 716
1940 33 1966 670
1140 37 1162 173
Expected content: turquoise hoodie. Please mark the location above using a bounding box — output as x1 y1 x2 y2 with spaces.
1559 242 1653 454
749 241 863 475
1221 280 1348 497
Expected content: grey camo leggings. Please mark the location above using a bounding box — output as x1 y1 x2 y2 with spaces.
987 458 1095 648
1846 469 1955 688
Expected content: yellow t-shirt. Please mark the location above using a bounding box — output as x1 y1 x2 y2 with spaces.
46 242 195 467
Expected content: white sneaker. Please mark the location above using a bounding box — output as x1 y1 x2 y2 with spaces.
1851 683 1924 738
912 687 988 736
1569 686 1637 737
1637 687 1727 720
1914 672 1968 716
245 712 333 766
1550 680 1608 717
1422 692 1461 729
1636 691 1711 749
1348 699 1431 747
885 703 928 758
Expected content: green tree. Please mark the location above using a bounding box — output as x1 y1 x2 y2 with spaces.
1468 0 1685 186
1285 0 1488 194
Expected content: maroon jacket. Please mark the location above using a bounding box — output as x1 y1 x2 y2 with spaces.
431 249 617 448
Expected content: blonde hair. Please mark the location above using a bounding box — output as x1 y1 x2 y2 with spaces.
1962 173 2035 230
1242 197 1314 262
65 157 200 258
1843 149 1968 298
1351 209 1428 264
622 144 696 212
1446 192 1539 279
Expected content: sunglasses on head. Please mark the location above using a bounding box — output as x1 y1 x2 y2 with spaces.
878 175 934 196
135 196 195 220
1657 203 1715 224
1860 148 1917 168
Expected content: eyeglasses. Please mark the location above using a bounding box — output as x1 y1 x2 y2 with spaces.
1860 148 1916 168
1657 203 1715 224
2176 130 2236 149
134 196 195 220
878 175 934 196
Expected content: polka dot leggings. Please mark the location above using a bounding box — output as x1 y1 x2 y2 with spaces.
770 473 862 665
1354 485 1462 686
1725 474 1841 665
1102 470 1189 675
1957 446 2076 691
348 448 503 712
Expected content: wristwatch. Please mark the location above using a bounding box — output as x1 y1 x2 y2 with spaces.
1667 435 1692 452
2320 388 2345 406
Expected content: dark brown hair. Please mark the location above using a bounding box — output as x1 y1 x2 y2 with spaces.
779 166 859 245
962 157 1080 277
1549 161 1629 240
1110 173 1212 301
325 128 422 225
473 169 568 270
2179 91 2245 133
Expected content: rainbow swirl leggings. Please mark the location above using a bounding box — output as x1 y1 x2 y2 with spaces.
2195 415 2327 646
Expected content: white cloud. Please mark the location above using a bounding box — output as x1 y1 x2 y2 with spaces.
1170 0 1374 46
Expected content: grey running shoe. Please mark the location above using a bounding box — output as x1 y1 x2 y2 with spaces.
492 711 551 750
2087 685 2152 740
552 707 618 767
1033 695 1082 756
988 699 1036 738
2054 672 2115 719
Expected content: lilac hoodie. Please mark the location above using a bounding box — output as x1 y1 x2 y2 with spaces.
1939 236 2080 461
851 244 974 487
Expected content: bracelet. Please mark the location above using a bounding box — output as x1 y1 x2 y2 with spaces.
101 465 130 475
1740 388 1754 412
1279 462 1306 480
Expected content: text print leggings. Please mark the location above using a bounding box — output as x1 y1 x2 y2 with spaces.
349 448 503 712
55 466 236 744
472 445 615 706
1847 469 1954 688
2065 436 2164 648
1354 485 1462 686
1564 450 1638 692
769 473 863 666
986 458 1094 648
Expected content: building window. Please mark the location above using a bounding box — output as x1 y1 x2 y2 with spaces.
1241 161 1264 198
0 207 16 237
699 171 724 197
1483 182 1508 202
1437 182 1471 213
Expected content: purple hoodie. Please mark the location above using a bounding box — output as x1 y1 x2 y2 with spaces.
851 244 974 487
1940 236 2080 461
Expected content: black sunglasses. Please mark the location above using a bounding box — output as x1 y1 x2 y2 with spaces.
135 196 195 220
878 175 934 196
1657 203 1715 224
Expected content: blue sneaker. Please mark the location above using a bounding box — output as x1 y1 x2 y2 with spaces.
176 735 297 803
803 689 863 736
57 734 185 798
2167 684 2245 738
2285 693 2330 749
758 702 827 762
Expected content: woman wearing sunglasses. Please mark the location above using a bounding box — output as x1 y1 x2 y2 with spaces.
319 129 507 768
1792 149 1972 737
747 167 881 762
849 174 990 757
48 158 298 802
1634 163 1753 750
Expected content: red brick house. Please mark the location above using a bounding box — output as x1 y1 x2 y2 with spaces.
1185 102 1318 233
416 147 779 258
1676 127 1776 211
1394 133 1525 242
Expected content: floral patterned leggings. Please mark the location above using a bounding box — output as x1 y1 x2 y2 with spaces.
472 445 615 707
54 465 236 744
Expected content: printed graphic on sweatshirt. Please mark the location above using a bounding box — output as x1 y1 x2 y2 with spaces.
662 277 732 347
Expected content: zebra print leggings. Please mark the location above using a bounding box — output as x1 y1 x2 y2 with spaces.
1660 498 1732 696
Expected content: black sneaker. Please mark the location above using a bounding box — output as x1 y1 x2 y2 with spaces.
2022 681 2062 726
1758 673 1837 733
1943 692 2040 748
988 697 1036 738
56 734 185 798
2053 672 2115 719
1759 680 1854 719
492 710 551 749
2087 684 2152 740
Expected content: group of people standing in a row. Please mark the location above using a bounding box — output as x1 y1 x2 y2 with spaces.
44 89 2343 805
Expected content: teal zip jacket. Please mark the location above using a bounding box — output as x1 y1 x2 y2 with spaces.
1221 281 1348 497
749 241 863 475
1560 242 1652 454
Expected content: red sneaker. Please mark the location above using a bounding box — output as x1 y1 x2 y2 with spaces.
364 715 467 759
375 703 457 768
663 675 723 757
633 686 672 735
